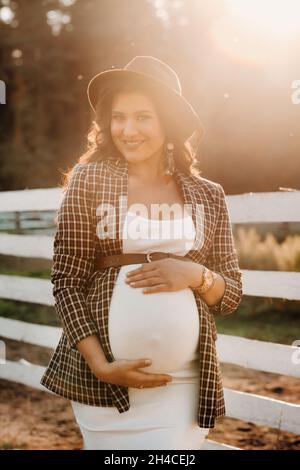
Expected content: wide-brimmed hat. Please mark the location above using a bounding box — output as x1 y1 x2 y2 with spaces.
87 55 204 142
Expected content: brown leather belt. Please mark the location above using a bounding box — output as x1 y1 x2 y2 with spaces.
95 252 193 269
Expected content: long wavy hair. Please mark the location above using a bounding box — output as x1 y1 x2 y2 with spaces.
61 74 203 191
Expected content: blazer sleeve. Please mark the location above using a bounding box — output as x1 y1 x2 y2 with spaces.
205 183 243 316
51 163 99 350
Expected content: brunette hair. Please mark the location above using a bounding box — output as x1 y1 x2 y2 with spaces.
61 75 203 191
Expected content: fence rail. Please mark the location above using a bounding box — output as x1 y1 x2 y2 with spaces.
0 187 300 450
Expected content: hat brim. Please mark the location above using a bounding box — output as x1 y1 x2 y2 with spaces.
87 69 204 141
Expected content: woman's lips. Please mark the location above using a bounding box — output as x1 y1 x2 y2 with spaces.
123 140 145 150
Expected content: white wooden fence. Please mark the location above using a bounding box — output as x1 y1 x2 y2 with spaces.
0 187 300 450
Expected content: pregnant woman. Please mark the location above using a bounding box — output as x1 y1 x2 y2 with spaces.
40 56 243 450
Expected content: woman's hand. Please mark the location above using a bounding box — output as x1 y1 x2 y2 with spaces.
125 258 204 294
96 359 173 388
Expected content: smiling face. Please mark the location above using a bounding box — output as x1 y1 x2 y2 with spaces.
110 91 166 165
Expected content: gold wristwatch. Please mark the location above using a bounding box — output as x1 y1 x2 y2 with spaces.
193 266 216 294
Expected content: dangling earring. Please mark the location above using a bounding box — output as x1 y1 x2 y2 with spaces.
164 142 175 184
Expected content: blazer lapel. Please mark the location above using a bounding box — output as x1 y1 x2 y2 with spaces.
173 170 206 263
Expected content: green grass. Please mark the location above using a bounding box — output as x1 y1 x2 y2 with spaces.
215 297 300 345
0 299 60 327
0 268 51 279
0 254 51 277
0 255 58 326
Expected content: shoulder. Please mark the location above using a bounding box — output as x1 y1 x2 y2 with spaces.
74 161 107 175
73 161 110 186
188 174 224 205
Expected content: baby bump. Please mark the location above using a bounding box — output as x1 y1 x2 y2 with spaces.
108 265 200 374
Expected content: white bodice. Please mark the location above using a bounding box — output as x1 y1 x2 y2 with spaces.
122 209 196 255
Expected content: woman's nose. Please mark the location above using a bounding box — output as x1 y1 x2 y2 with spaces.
122 120 139 136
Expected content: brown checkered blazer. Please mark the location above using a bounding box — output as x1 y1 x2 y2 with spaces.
40 157 243 428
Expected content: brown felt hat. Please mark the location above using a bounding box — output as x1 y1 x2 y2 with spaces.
87 55 204 142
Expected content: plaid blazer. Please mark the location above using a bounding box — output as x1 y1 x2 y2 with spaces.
40 157 243 428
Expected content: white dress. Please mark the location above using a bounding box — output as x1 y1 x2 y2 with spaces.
71 209 210 450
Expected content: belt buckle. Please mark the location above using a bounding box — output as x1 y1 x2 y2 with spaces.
146 251 154 263
146 251 169 262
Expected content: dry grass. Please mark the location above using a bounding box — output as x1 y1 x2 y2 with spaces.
235 227 300 271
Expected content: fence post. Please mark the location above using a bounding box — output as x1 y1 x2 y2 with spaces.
0 80 6 104
15 211 21 233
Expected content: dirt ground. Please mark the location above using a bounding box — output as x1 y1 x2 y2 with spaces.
1 337 300 450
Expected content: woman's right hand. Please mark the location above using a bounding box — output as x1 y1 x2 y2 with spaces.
96 359 173 388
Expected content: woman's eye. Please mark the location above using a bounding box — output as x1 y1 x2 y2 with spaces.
112 115 150 121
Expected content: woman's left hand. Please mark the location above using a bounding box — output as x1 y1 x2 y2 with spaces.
125 258 202 294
